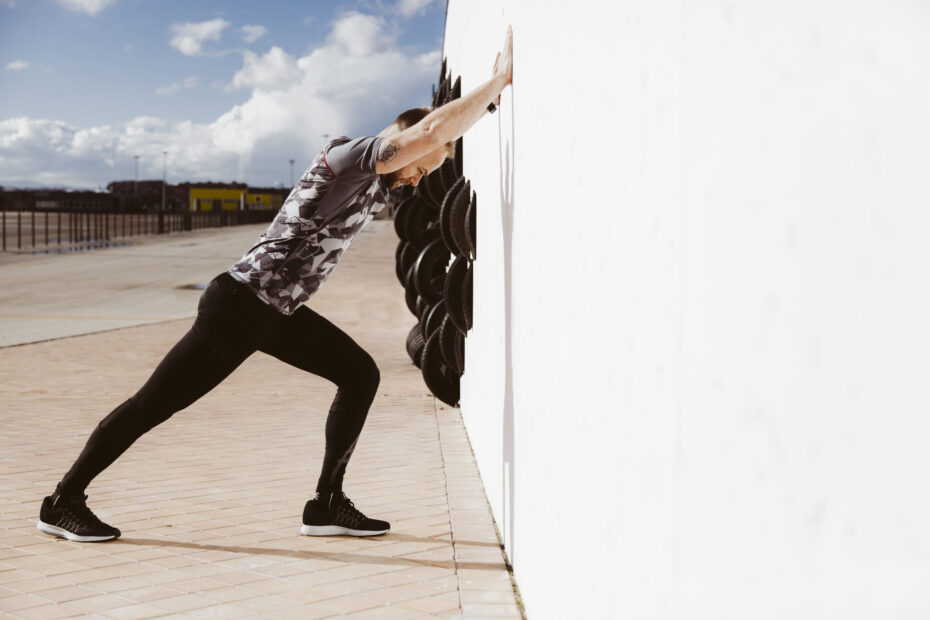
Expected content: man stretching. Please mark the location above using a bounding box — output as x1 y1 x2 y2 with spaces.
37 27 513 542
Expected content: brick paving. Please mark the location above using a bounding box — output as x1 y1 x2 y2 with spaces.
0 223 521 619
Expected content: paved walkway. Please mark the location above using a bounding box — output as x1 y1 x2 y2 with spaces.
0 224 522 619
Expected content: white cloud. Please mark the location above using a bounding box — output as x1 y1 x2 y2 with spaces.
4 60 28 71
229 47 299 92
328 11 393 57
55 0 118 15
170 18 230 56
156 76 199 96
241 24 267 44
0 12 442 189
415 50 441 68
395 0 437 17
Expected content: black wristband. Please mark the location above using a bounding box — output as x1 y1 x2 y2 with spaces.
487 102 497 114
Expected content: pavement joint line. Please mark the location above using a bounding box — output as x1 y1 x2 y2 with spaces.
431 396 465 615
0 317 192 350
0 314 187 321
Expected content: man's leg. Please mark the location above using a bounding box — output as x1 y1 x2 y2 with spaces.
40 274 272 541
258 305 388 536
56 325 253 499
258 305 380 496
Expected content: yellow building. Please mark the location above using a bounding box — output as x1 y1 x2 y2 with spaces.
189 188 244 212
189 188 285 212
244 192 284 211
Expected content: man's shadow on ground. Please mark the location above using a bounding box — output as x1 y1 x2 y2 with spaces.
117 534 504 572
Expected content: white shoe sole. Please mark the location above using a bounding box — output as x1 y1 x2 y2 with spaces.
37 520 118 542
300 524 389 537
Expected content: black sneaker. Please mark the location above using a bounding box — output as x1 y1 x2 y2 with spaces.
300 491 390 537
37 491 121 542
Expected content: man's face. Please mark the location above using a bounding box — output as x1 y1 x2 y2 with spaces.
384 147 448 190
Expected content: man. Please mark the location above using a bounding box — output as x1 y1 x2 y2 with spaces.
36 27 514 542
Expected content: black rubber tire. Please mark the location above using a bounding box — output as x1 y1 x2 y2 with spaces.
426 163 450 206
418 297 430 327
454 136 463 179
413 237 450 305
438 314 455 369
422 168 447 210
449 180 471 260
395 241 406 284
423 300 447 340
403 198 440 251
432 61 447 108
440 158 459 196
406 323 425 368
397 242 418 286
444 255 468 334
440 177 466 255
418 224 442 251
439 315 465 376
394 195 416 241
464 190 476 260
462 260 473 331
414 183 441 210
404 263 420 317
441 75 454 105
436 74 450 107
421 329 460 407
415 294 428 320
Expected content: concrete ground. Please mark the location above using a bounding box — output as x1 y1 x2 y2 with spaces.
0 223 522 619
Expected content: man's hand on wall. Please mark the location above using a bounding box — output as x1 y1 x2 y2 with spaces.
492 25 513 106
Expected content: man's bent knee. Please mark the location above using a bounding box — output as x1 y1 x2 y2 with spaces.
345 353 379 400
360 355 380 398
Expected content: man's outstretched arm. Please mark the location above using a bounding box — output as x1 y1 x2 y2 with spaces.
375 25 513 175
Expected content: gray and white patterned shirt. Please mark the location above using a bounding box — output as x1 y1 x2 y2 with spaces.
228 136 389 315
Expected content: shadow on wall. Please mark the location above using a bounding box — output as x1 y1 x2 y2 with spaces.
499 96 516 562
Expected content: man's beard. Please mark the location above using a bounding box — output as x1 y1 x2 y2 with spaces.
382 170 403 189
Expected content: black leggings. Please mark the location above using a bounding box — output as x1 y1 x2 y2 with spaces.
58 272 379 498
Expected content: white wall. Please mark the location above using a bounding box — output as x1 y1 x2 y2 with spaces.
446 1 930 618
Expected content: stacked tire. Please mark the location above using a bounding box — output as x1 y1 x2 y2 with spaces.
397 60 476 407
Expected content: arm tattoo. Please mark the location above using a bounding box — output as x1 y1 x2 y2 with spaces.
377 141 398 163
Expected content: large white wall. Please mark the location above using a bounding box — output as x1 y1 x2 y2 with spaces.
445 1 930 618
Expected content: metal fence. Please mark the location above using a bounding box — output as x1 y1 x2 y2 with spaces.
0 209 276 253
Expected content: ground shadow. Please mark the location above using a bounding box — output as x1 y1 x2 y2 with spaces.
118 536 506 572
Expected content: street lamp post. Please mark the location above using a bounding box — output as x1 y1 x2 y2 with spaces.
133 155 139 212
289 159 295 187
161 151 167 212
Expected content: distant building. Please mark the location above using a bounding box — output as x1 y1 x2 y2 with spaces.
1 189 118 212
189 187 245 212
1 183 297 216
188 185 288 212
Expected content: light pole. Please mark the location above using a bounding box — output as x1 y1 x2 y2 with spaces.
161 151 167 212
133 155 139 211
289 159 295 187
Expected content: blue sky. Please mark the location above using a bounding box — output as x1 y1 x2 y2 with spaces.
0 0 447 188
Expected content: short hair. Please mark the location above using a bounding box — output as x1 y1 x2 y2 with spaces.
392 107 455 159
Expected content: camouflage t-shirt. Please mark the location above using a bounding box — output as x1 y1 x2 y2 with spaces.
228 136 389 315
